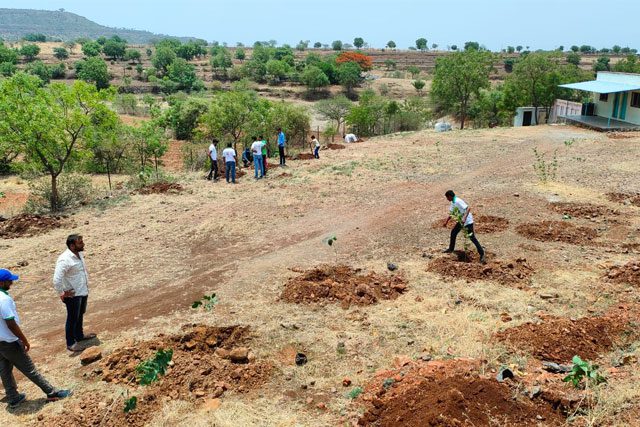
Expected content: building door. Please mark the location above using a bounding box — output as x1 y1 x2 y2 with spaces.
523 111 532 126
612 93 620 118
620 92 628 120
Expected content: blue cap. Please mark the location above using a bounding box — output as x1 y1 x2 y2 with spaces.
0 269 19 282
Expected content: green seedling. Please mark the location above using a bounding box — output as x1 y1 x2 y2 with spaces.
348 386 363 399
532 147 558 183
382 378 395 389
124 396 137 413
192 293 219 310
450 206 472 258
564 138 575 148
563 355 606 389
562 214 572 220
136 349 173 385
324 235 338 264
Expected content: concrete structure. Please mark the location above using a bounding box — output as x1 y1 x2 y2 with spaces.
513 107 546 127
559 72 640 131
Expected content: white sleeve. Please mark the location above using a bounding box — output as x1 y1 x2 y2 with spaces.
0 299 17 320
53 257 69 294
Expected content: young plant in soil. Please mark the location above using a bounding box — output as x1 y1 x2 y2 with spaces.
348 386 363 399
532 147 558 183
324 235 338 265
191 293 219 311
136 348 174 385
450 206 472 261
563 355 606 389
123 396 137 413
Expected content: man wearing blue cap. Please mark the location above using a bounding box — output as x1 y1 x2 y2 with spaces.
0 269 71 407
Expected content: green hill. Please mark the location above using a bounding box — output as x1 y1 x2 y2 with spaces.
0 8 197 44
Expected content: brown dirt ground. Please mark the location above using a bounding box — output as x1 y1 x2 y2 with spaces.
427 253 534 287
136 182 184 195
295 153 316 160
495 305 640 363
357 359 564 427
281 265 407 308
431 215 510 234
516 220 598 245
327 143 346 150
607 192 640 207
605 260 640 286
0 213 67 238
548 202 622 221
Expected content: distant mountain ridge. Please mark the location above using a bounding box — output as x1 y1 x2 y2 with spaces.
0 8 198 44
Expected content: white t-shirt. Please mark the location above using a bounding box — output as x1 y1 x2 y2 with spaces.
449 196 474 226
344 133 357 143
0 291 20 343
251 140 264 156
208 144 217 161
313 138 320 148
222 148 236 163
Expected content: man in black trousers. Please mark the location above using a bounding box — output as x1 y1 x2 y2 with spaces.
442 190 486 264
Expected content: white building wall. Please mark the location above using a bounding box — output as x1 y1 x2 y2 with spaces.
625 92 640 124
594 91 640 125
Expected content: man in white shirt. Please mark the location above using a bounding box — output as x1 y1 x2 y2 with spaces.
250 137 265 179
1 269 71 407
311 135 320 159
442 190 486 263
222 143 237 184
206 138 219 181
53 235 96 352
344 133 358 143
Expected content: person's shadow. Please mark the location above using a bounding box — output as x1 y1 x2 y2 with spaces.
2 397 48 414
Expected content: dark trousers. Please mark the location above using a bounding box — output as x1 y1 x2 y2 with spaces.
262 155 267 175
207 158 218 180
278 146 286 165
449 223 484 256
314 146 320 159
63 295 87 347
225 161 236 183
0 341 55 401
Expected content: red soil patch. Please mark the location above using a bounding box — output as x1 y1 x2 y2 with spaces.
327 143 346 150
137 182 184 195
516 220 598 245
44 325 272 427
295 153 316 160
162 140 186 172
605 261 640 286
0 192 29 214
275 172 293 179
281 265 407 308
431 215 510 234
0 213 66 238
495 305 639 363
607 192 640 207
428 252 533 287
358 359 564 427
549 202 622 221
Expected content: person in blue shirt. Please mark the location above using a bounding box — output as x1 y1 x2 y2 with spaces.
277 128 286 166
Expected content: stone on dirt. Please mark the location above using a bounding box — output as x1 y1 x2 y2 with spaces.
80 347 102 365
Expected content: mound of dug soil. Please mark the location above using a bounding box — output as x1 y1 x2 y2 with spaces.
607 192 640 207
0 213 66 238
549 202 621 221
327 143 346 150
495 306 639 363
428 253 533 287
43 325 272 427
281 265 407 308
137 182 184 195
358 359 563 427
294 153 316 160
516 220 597 245
605 261 640 286
431 215 510 234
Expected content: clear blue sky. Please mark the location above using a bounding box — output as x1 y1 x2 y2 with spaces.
2 0 638 50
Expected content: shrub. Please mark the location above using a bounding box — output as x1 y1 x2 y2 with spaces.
332 40 343 51
114 94 139 115
181 142 209 172
336 52 372 71
50 63 66 79
0 61 17 77
20 44 40 61
53 47 69 60
25 174 94 214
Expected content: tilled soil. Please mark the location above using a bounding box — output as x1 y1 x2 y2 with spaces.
548 202 622 221
327 143 346 150
607 192 640 207
281 265 407 308
431 215 510 234
295 153 316 160
357 359 564 427
516 220 598 245
495 305 639 363
427 252 533 287
605 261 640 286
136 182 184 195
41 325 271 427
0 213 66 238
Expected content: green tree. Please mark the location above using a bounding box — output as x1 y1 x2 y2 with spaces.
20 44 40 61
593 56 610 72
612 55 640 73
416 38 428 51
124 49 142 63
163 58 204 93
612 45 622 54
353 37 365 49
163 95 209 140
407 65 421 78
86 117 127 192
127 121 168 176
345 89 388 136
0 74 115 210
76 57 111 89
386 41 396 49
0 62 17 77
337 61 363 95
315 95 352 135
26 61 52 84
314 42 322 49
0 43 18 64
102 38 127 60
451 45 458 51
301 65 329 93
235 47 246 60
431 50 493 129
296 40 309 51
464 41 480 51
566 51 581 66
53 47 69 60
384 59 397 70
152 46 177 74
23 33 46 42
507 46 515 54
81 40 102 57
412 79 426 95
210 49 233 79
332 40 343 51
266 59 288 84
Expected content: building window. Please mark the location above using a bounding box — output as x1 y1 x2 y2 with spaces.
631 92 640 108
599 93 608 102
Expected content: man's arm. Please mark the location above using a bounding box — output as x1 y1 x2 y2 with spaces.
5 319 29 351
462 206 471 224
53 258 74 301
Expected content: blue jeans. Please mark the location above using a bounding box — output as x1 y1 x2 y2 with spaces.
63 295 87 347
314 146 320 159
225 161 236 183
253 154 264 178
